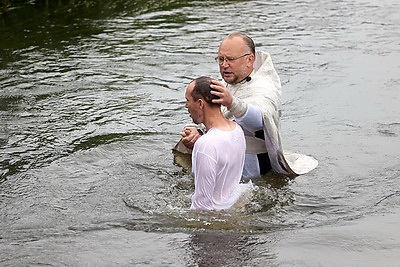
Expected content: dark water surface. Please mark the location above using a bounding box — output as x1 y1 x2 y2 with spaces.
1 0 399 266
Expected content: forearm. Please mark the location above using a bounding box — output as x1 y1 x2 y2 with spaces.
230 100 263 133
228 96 248 118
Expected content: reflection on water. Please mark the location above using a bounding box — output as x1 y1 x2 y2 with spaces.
1 0 400 265
189 233 251 266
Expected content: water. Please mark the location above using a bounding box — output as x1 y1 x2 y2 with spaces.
1 0 399 266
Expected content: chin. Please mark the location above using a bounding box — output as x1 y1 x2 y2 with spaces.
223 76 236 84
192 117 202 124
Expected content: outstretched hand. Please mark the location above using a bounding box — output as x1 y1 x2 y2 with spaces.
210 80 233 108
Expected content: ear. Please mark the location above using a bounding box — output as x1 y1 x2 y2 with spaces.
247 53 255 66
198 99 205 109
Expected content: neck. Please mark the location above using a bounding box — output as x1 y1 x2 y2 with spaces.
232 69 253 85
203 107 235 131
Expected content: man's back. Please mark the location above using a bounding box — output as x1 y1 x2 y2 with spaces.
190 123 245 210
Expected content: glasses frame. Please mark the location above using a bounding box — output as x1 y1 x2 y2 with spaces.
215 53 251 65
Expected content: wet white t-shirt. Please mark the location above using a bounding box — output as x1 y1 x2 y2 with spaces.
190 123 246 211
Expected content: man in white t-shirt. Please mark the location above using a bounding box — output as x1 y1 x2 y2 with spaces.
184 76 247 211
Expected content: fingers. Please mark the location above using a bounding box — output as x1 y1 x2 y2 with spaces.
211 96 223 104
181 128 200 149
210 90 223 102
180 129 190 137
211 79 224 86
210 80 226 103
180 126 197 137
210 80 225 92
210 80 232 106
180 127 198 140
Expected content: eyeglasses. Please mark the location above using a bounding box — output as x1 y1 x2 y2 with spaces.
215 53 250 65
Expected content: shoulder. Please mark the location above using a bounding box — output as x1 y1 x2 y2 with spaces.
233 123 246 142
252 50 281 89
194 130 220 149
196 128 239 147
193 130 223 158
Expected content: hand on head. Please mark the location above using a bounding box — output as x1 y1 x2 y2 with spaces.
210 80 233 108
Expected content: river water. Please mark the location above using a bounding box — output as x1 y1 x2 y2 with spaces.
1 0 399 266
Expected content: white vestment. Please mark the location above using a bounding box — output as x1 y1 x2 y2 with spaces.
224 51 318 177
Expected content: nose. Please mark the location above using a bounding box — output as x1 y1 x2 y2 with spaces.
220 60 229 68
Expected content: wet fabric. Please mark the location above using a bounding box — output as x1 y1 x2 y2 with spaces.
190 124 247 211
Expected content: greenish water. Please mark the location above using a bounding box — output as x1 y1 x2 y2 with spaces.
1 0 399 266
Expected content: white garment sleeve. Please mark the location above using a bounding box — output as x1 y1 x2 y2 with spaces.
228 96 247 118
234 103 263 133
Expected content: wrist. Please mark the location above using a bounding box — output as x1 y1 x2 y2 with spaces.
228 97 247 118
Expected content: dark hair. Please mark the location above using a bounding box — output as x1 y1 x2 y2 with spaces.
191 76 220 107
227 32 255 55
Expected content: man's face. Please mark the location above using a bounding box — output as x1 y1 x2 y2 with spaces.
185 82 203 124
217 37 252 84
